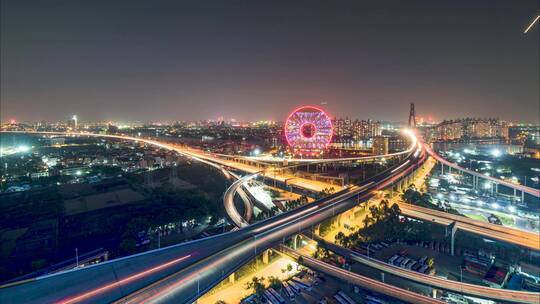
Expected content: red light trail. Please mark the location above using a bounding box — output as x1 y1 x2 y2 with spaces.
56 254 191 304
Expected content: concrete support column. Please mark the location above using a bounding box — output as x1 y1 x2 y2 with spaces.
335 214 343 227
262 249 270 265
314 224 320 236
228 272 236 284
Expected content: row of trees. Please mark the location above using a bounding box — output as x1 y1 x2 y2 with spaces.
244 275 283 302
402 185 461 215
284 195 309 210
253 206 281 222
119 182 223 253
314 187 336 200
333 200 446 248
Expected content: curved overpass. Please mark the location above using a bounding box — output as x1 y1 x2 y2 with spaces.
222 133 420 227
425 144 540 198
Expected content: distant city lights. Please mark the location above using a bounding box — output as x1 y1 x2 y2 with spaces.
17 145 31 153
490 149 502 158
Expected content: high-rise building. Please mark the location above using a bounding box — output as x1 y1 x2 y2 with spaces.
333 118 381 140
67 115 78 129
429 118 508 141
372 136 389 155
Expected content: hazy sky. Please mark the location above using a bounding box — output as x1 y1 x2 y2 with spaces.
1 1 539 123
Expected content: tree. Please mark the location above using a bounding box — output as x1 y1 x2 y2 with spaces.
286 263 293 272
119 238 137 254
267 276 282 290
335 231 346 245
313 244 330 260
245 276 266 300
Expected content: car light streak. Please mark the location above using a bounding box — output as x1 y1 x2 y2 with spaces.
252 205 319 233
56 254 191 304
391 160 410 173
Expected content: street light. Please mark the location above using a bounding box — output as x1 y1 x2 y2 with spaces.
490 149 502 158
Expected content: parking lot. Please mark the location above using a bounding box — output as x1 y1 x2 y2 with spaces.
363 241 486 286
241 268 404 304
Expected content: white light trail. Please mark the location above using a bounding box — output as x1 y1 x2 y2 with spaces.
524 15 540 34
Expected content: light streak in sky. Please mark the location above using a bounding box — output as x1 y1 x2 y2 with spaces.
56 254 191 304
524 15 540 33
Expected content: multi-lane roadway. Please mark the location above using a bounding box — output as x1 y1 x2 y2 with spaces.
398 202 540 250
425 144 540 198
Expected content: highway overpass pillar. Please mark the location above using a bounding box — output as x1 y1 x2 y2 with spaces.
335 213 343 227
262 249 270 264
313 224 320 236
292 235 299 250
446 222 458 256
228 272 236 284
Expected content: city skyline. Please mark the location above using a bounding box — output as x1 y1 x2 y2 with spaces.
1 1 539 123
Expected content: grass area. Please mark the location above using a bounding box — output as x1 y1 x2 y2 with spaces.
0 228 28 259
494 212 515 226
464 213 486 222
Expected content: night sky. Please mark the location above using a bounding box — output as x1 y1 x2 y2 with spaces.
1 1 538 123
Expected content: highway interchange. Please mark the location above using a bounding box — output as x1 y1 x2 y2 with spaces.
0 130 539 304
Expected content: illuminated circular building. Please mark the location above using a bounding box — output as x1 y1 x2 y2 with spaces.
284 106 333 156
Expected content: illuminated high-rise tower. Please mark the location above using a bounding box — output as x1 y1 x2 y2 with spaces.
67 115 78 129
408 103 416 128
